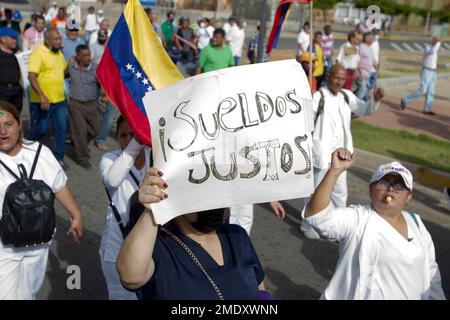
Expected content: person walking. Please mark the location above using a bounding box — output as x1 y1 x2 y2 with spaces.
312 31 325 89
0 27 23 113
296 21 310 60
196 28 233 74
83 6 99 44
320 24 334 76
336 32 360 90
300 64 385 239
26 29 69 169
401 36 442 115
23 15 46 51
51 7 68 35
0 101 83 300
68 44 100 169
355 32 377 101
226 17 245 66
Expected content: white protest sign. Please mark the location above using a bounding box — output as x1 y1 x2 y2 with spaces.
15 50 31 93
143 59 314 225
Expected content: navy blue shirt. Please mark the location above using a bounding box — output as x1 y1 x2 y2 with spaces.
138 224 265 300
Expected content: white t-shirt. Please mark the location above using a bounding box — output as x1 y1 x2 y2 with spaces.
336 42 360 70
99 138 151 260
45 6 58 23
89 41 106 64
226 24 245 57
67 3 81 24
423 42 441 70
297 30 310 56
302 203 446 300
198 25 215 50
84 13 99 32
223 22 232 36
371 39 380 66
89 29 112 45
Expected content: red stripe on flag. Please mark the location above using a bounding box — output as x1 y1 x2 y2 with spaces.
97 47 152 146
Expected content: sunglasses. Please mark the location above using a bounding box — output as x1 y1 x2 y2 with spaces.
375 180 408 193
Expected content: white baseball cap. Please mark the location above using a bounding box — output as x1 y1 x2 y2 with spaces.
98 9 104 14
370 161 413 191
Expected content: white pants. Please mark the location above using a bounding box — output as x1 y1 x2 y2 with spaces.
0 246 49 300
100 249 137 300
229 204 254 235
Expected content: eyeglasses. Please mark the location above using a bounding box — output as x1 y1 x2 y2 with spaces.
375 180 408 193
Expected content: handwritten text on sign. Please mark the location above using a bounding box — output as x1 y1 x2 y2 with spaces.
144 59 314 224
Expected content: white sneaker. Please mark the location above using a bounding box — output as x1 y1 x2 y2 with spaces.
300 219 320 240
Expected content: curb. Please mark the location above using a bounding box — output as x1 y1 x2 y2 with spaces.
355 148 450 191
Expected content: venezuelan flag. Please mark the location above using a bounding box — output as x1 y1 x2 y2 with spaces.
96 0 183 146
266 0 311 55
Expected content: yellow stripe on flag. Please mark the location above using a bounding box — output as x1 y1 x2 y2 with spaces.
124 0 183 88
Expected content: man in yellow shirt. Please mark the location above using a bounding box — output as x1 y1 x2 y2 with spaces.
27 29 69 169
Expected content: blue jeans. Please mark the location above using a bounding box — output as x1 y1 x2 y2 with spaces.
355 71 377 101
324 56 333 75
27 101 68 161
403 68 437 112
234 56 240 66
95 101 118 144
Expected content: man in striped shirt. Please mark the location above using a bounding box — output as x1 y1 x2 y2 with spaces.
320 24 334 76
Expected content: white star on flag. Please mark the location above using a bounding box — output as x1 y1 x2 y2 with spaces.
147 86 153 92
126 63 132 71
142 78 149 85
136 72 142 79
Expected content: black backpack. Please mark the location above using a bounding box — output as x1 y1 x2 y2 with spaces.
0 143 56 247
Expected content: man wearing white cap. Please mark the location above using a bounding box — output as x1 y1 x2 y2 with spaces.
302 148 446 300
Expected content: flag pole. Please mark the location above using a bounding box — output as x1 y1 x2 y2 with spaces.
308 0 313 90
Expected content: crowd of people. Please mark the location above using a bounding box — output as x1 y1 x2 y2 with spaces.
295 21 381 102
0 3 446 301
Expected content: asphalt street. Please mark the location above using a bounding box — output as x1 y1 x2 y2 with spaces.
35 134 450 300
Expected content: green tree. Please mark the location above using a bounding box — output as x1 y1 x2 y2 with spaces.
315 0 336 24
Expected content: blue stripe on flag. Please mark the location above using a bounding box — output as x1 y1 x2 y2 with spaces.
107 15 155 117
273 4 290 48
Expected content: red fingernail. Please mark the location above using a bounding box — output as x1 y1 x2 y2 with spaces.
163 182 168 188
158 171 164 177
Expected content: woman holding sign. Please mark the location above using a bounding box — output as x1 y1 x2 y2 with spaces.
116 168 268 300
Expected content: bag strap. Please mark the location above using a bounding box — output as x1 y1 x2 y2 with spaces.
0 158 20 180
160 226 225 300
105 187 127 239
29 143 43 180
314 89 324 127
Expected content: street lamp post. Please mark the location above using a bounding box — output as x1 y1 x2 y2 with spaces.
257 0 268 63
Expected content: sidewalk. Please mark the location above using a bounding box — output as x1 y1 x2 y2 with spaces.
356 75 450 191
361 76 450 142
